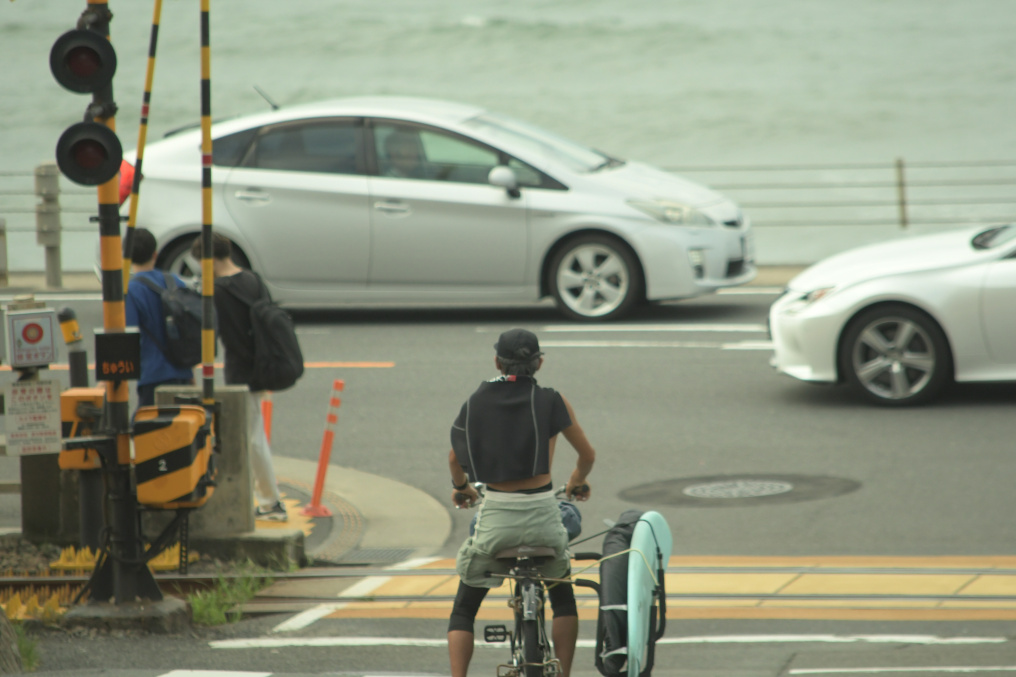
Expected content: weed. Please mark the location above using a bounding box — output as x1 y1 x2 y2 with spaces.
187 560 274 626
13 622 39 672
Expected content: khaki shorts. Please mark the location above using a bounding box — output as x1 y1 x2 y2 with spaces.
456 490 570 589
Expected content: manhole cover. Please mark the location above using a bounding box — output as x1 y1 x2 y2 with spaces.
682 479 793 499
620 474 860 507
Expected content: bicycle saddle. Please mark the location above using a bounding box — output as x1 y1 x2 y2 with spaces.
494 545 557 560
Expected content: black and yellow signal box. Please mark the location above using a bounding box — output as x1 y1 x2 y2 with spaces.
132 405 216 509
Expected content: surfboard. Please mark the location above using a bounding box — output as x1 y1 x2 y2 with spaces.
626 511 672 677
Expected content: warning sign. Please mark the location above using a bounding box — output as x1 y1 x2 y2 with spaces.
4 380 61 455
4 308 58 368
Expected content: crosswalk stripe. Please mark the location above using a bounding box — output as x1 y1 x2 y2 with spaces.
209 634 1007 651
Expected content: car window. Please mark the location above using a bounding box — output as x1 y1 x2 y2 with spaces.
245 120 363 174
374 123 497 184
373 122 563 189
462 112 612 173
213 129 256 167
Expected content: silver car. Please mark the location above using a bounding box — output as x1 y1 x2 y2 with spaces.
129 96 755 320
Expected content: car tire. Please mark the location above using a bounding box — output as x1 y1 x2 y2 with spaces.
159 234 251 282
549 235 642 321
839 304 952 406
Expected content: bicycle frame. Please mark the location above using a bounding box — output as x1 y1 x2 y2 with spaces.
488 555 563 677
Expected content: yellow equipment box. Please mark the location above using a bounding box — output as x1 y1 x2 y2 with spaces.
59 387 105 470
132 405 216 509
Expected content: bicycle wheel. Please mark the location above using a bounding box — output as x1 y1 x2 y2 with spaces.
521 617 543 677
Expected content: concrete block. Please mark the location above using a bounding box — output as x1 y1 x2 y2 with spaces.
62 596 190 634
151 385 255 537
192 529 306 571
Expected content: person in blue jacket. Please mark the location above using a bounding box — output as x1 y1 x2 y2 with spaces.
124 228 194 408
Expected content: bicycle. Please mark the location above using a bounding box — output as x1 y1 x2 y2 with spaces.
457 484 596 677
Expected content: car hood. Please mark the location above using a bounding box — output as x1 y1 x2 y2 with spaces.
586 161 730 208
789 227 986 291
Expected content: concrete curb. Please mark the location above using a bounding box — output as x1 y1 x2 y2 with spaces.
273 455 451 561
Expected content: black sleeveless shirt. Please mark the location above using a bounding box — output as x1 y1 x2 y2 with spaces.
450 375 572 484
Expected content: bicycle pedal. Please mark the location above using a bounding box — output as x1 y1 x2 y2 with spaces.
484 624 509 642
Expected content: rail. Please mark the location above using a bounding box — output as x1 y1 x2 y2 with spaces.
662 158 1016 229
1 158 1015 284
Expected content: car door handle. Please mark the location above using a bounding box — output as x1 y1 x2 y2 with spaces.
373 200 410 215
234 189 271 204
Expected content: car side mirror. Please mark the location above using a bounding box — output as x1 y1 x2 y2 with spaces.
488 166 521 199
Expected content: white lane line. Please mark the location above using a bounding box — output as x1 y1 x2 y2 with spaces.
719 286 785 295
790 668 1016 675
270 557 439 634
539 323 767 333
0 293 102 302
540 340 773 350
157 671 272 677
212 634 1006 651
660 635 1005 645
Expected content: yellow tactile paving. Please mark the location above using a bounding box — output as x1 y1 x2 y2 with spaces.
780 573 974 596
954 575 1016 596
318 555 1016 621
759 598 941 608
669 573 798 595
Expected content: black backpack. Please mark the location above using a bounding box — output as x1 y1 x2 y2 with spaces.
224 273 304 392
137 271 204 369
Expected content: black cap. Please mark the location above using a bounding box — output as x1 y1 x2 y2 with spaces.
494 328 544 362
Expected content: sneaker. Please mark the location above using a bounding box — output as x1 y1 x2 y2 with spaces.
255 501 288 522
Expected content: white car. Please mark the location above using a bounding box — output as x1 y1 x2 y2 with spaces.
769 224 1016 405
127 96 755 321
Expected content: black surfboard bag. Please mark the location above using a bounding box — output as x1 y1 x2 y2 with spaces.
582 509 667 677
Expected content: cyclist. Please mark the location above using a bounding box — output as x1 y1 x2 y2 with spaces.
447 328 597 677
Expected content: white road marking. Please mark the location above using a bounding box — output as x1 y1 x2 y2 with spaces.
0 293 102 302
790 668 1016 675
541 340 773 350
539 323 767 333
157 671 272 677
660 635 1005 645
270 557 439 634
719 286 785 295
212 634 1006 650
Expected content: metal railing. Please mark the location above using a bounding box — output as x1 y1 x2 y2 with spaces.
663 158 1016 230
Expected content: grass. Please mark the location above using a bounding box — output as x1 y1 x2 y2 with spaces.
13 622 39 672
187 560 275 626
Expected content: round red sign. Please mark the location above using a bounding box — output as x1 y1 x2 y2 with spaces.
21 323 44 344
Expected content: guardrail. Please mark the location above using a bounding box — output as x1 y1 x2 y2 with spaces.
663 158 1016 230
1 159 1014 283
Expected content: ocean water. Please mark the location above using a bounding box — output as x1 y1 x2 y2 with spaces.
2 0 1015 269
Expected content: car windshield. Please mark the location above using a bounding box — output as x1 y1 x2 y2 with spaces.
971 224 1016 250
462 112 622 173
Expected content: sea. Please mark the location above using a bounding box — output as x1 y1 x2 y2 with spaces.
2 0 1015 270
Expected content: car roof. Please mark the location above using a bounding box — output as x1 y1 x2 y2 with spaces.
198 96 488 138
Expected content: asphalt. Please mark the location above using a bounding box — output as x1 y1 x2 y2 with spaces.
7 265 1016 640
0 265 802 565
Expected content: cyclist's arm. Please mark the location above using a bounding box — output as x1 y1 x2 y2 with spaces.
560 395 595 499
448 449 479 507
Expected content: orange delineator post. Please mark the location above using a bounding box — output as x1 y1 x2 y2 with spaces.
302 379 344 517
261 391 273 443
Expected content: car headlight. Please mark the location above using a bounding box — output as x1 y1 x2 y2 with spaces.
627 199 715 226
802 287 835 304
782 286 836 314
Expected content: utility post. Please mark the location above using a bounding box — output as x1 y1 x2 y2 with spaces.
50 1 159 605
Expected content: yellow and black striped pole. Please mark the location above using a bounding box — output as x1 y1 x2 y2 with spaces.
199 0 215 406
83 0 161 605
121 0 164 287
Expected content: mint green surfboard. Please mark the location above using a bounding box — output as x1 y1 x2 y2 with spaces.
626 511 672 677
